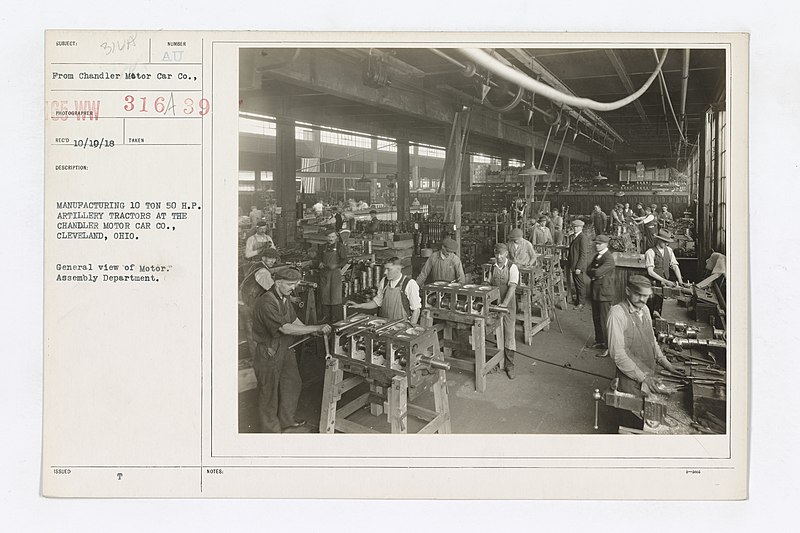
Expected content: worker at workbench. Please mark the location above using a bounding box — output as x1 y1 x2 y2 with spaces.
587 235 616 356
415 237 466 286
245 221 276 260
488 243 519 380
591 204 608 236
317 229 349 324
658 204 674 226
532 216 553 245
364 209 381 237
346 257 422 323
607 275 680 430
507 228 537 266
568 219 591 310
633 206 658 250
645 229 685 318
240 249 282 358
249 205 263 228
252 268 332 433
331 206 345 232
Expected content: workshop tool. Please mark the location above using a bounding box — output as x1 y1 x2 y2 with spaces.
593 388 602 430
602 378 669 428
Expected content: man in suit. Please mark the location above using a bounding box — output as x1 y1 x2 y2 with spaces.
568 219 591 310
587 234 616 356
591 204 608 236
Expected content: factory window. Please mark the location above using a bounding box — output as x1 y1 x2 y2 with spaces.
295 126 314 142
377 137 397 152
262 171 273 182
416 144 446 159
508 159 524 167
239 116 277 136
321 129 371 148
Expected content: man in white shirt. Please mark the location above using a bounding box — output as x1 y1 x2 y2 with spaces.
346 257 421 323
245 221 276 260
644 229 685 318
249 205 263 228
488 243 520 379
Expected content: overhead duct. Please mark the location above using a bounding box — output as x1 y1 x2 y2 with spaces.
459 48 669 112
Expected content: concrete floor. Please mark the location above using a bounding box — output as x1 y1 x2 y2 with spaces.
239 304 622 434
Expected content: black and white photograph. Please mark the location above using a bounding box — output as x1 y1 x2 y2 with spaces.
236 45 730 436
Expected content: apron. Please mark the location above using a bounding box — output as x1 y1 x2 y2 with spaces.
250 235 269 260
616 308 659 397
430 254 457 282
319 244 343 305
491 261 517 351
378 276 409 320
643 218 658 249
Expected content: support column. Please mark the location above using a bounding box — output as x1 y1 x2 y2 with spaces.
275 116 297 247
562 156 571 192
524 146 534 168
396 138 410 222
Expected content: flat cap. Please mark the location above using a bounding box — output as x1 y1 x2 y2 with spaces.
571 219 585 227
509 228 523 239
494 242 508 253
594 234 610 243
274 268 302 281
256 221 267 227
628 275 653 295
441 237 458 251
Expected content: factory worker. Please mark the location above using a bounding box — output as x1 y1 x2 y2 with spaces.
644 229 684 318
415 237 466 286
507 228 537 267
568 219 592 310
346 257 421 324
239 249 281 359
607 275 680 430
317 228 349 324
245 221 275 260
488 243 519 379
252 268 332 433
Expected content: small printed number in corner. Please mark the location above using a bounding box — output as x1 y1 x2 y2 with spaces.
685 469 701 474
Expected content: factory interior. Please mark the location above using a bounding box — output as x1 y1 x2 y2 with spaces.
236 46 729 435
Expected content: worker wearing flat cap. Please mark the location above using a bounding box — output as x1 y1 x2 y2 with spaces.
251 268 332 433
532 216 553 246
245 221 276 260
567 219 592 310
644 229 685 318
633 206 658 251
586 235 616 356
415 237 466 286
317 228 349 324
364 209 381 237
239 248 282 359
507 227 537 267
488 243 520 379
607 275 680 430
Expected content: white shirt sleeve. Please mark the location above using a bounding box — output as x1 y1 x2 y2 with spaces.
643 248 655 269
372 278 386 307
667 246 679 267
405 279 422 310
508 264 520 285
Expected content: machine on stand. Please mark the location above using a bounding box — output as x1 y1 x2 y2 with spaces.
319 313 451 434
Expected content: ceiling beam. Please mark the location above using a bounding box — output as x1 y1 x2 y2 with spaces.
240 49 597 163
604 50 649 124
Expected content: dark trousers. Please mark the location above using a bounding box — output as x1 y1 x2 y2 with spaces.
591 299 611 345
253 348 302 433
322 304 344 324
647 294 664 318
572 272 589 305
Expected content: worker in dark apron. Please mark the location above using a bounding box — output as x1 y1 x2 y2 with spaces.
606 275 679 430
345 257 422 323
488 243 519 380
239 248 281 359
317 228 348 324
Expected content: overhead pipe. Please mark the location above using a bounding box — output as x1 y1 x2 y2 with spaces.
459 48 669 112
679 50 691 134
